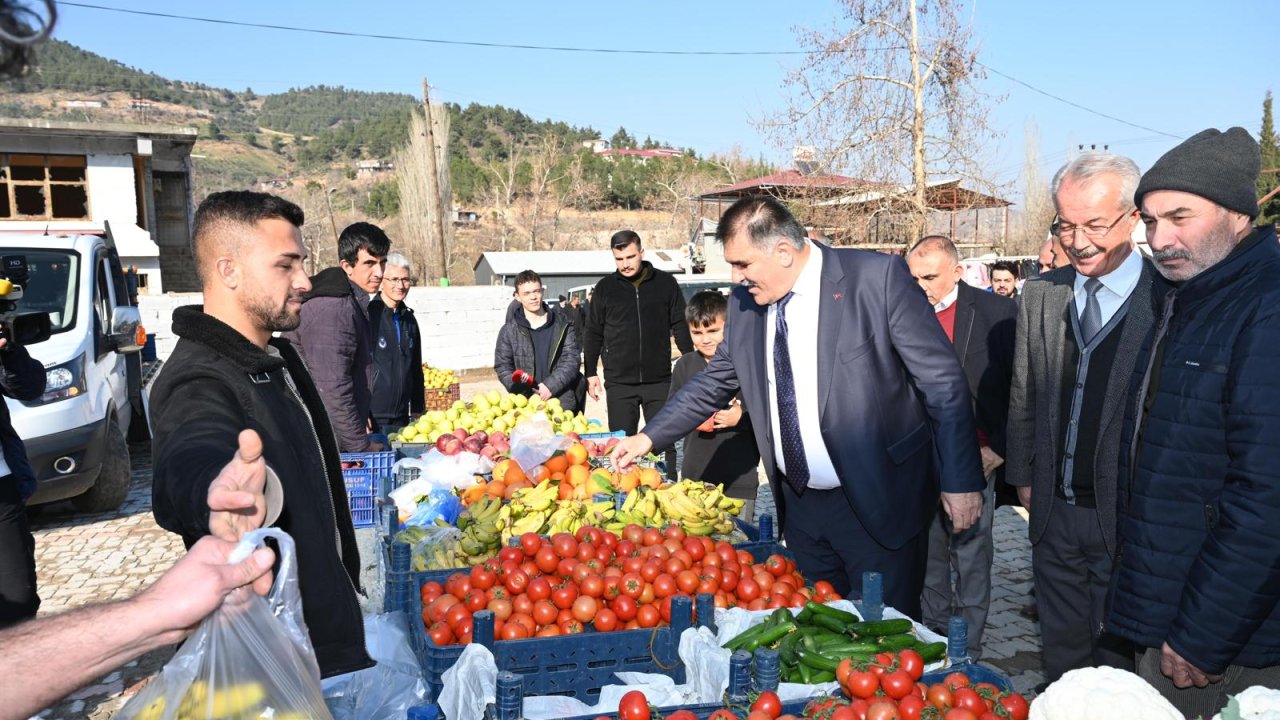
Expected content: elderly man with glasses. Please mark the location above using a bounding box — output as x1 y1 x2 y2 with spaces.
368 253 424 430
1005 153 1166 687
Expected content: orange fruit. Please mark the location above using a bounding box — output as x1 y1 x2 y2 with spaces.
639 467 662 489
486 481 507 498
532 464 551 483
565 443 588 467
504 462 528 485
566 464 590 488
493 459 512 483
550 471 566 483
618 470 640 493
545 452 569 474
557 481 575 501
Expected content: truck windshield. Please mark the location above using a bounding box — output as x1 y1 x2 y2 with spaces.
10 250 79 337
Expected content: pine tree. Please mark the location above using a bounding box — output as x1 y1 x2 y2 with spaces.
1258 91 1280 227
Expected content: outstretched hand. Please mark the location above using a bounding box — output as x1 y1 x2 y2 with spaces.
609 433 654 472
206 430 268 543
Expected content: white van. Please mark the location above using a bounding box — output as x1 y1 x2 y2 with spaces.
2 228 145 511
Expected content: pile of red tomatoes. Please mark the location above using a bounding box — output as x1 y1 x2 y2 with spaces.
419 524 842 646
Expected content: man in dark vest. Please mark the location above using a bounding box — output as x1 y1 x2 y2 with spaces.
1006 153 1160 685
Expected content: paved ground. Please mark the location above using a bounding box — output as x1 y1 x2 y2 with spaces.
23 378 1044 717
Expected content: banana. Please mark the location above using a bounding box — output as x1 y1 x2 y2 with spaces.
510 511 548 536
621 489 639 513
683 519 718 536
459 534 488 556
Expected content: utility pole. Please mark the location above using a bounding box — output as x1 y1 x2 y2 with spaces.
421 79 450 284
324 187 340 246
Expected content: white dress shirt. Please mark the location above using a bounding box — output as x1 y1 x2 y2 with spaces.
933 284 960 313
1073 248 1142 325
765 247 841 489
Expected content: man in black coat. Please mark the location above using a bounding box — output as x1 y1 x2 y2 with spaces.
368 252 424 430
583 231 694 434
150 191 373 678
0 331 46 628
907 235 1016 659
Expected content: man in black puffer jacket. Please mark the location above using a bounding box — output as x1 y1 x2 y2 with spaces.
583 231 693 434
494 270 581 411
1109 128 1280 715
151 192 373 679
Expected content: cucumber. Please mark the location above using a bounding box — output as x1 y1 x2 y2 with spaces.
918 641 947 663
815 641 881 657
849 618 913 638
809 614 849 634
875 634 920 651
797 648 841 672
723 622 770 651
809 670 837 684
804 601 860 626
743 619 796 652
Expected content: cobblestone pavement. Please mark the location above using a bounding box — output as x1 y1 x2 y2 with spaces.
24 378 1045 717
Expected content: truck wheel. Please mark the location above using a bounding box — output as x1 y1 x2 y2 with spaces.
72 414 132 513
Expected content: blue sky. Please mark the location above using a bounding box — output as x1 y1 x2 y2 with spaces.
46 0 1276 192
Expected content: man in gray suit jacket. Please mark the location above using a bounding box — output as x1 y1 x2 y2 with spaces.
1006 153 1159 684
611 196 985 618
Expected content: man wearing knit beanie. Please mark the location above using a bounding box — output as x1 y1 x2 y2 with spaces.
1108 128 1280 716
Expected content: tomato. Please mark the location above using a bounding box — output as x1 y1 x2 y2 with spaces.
571 595 599 623
519 532 543 557
653 574 677 598
577 541 596 563
844 668 879 699
498 546 523 566
639 560 662 582
813 580 835 597
510 612 536 636
594 607 618 632
865 699 899 720
602 575 621 600
533 599 558 627
996 693 1030 720
486 598 512 621
559 617 585 634
502 569 528 596
636 604 661 628
469 565 496 591
427 595 458 624
836 657 854 687
926 683 953 710
617 689 650 720
720 569 740 593
751 690 782 719
622 524 644 544
421 581 444 600
620 572 643 599
666 711 697 720
736 577 760 602
830 707 859 720
942 711 977 720
952 688 987 716
461 588 487 613
897 649 924 682
580 574 605 598
707 711 739 720
844 699 869 720
764 554 788 577
551 533 579 558
638 582 657 605
897 695 925 720
944 672 972 691
881 669 914 700
427 620 454 646
611 594 638 621
536 625 562 637
534 546 559 574
683 537 707 561
527 576 552 602
500 622 527 640
557 557 580 579
552 584 579 610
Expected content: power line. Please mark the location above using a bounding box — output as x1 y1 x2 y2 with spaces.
59 1 1183 141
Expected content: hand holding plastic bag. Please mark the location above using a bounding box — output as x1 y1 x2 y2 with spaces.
119 529 333 720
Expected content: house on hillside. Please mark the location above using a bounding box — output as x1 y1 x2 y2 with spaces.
580 139 609 153
474 249 687 299
355 159 394 178
0 118 198 293
597 147 684 164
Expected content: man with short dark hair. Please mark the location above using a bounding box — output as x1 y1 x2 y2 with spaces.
368 252 423 430
583 230 693 434
1108 127 1280 714
495 270 581 411
611 197 984 616
150 191 373 679
990 261 1019 298
283 222 389 452
907 235 1016 658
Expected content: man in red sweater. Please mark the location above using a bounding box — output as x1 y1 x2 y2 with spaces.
906 235 1017 658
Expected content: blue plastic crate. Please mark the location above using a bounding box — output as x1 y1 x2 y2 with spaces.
397 575 698 704
340 449 396 480
579 430 626 440
344 469 377 529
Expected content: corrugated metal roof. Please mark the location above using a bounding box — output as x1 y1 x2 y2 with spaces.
475 250 685 276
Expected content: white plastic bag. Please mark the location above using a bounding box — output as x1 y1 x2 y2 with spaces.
322 612 428 719
393 450 494 493
508 413 569 472
438 643 498 720
119 529 332 720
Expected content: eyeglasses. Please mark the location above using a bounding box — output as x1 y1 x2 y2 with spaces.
384 278 413 286
1051 211 1132 241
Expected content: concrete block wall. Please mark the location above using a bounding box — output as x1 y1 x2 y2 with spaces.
138 285 513 370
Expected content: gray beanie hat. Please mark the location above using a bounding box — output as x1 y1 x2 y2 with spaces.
1134 127 1261 218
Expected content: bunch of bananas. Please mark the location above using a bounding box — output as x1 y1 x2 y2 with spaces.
455 494 503 564
610 481 745 536
498 480 616 544
131 680 315 720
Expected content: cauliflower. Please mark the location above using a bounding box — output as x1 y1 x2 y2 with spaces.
1029 667 1181 720
1213 686 1280 720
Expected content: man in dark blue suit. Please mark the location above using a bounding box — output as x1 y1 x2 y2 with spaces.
611 196 985 617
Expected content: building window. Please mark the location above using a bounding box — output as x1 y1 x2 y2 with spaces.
0 154 90 220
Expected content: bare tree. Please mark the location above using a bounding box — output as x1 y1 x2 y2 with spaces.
1013 121 1055 256
480 135 525 253
647 155 715 234
768 0 1000 244
518 133 568 250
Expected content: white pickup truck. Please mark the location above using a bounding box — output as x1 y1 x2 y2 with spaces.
2 229 145 511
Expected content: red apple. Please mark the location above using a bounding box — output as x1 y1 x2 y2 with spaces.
452 427 468 441
436 435 452 452
442 437 463 456
463 438 483 454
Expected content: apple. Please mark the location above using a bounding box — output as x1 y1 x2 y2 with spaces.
436 435 452 452
472 430 488 444
463 438 483 454
441 437 463 456
452 427 468 441
480 445 499 460
565 431 581 442
583 440 597 455
490 431 506 444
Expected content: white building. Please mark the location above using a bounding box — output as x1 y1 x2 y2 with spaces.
0 119 198 294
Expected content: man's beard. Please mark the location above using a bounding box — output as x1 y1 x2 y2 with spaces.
1152 216 1239 281
246 291 304 332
